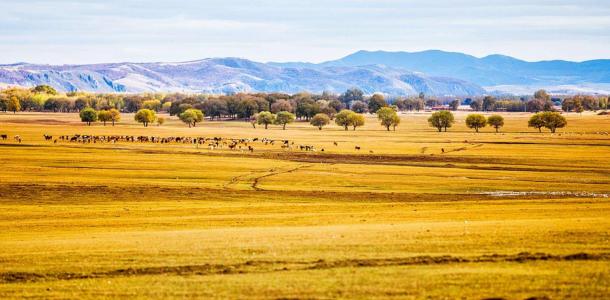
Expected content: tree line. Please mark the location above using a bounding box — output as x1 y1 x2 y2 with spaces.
1 85 607 118
427 111 567 133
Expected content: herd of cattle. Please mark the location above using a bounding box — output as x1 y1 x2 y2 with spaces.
0 133 350 152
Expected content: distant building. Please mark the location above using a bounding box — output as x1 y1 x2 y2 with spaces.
431 105 450 111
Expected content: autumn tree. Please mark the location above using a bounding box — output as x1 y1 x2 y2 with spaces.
156 116 165 126
465 114 487 132
97 110 112 126
134 109 156 127
310 113 330 130
350 101 368 113
109 108 121 126
335 109 354 130
7 95 20 113
349 112 365 130
179 109 204 127
270 99 292 113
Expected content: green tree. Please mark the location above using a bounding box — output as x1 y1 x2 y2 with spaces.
31 84 58 95
376 107 399 131
97 110 112 126
465 114 487 132
449 99 460 111
237 99 259 119
482 96 496 111
179 109 204 127
79 107 98 126
134 109 156 127
274 111 295 130
310 113 330 130
368 94 387 113
528 113 545 132
349 112 365 130
256 111 276 129
470 99 483 111
487 115 505 132
540 111 567 133
335 109 354 130
428 111 455 132
339 88 364 104
109 108 121 126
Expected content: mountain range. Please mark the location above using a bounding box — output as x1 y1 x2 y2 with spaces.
1 50 609 96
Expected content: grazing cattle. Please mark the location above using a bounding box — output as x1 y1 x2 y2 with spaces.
0 134 7 140
369 150 374 154
355 146 361 150
441 148 445 153
14 135 22 143
333 141 338 146
43 134 53 141
248 146 254 152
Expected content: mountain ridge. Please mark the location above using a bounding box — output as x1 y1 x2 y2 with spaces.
1 50 609 96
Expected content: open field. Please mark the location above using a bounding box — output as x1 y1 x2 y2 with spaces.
1 111 609 299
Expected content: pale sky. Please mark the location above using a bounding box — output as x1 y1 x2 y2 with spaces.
1 0 609 64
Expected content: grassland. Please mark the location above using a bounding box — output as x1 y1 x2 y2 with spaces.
0 111 609 299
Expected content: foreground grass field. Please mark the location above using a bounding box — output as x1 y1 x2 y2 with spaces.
1 111 609 299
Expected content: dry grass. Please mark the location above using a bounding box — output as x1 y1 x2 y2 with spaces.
0 111 609 299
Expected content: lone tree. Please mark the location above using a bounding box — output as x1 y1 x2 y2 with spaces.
540 111 567 133
377 107 400 131
487 115 504 132
79 107 98 126
335 109 354 130
428 111 455 132
97 110 112 126
274 111 295 130
134 109 156 127
368 94 387 113
465 114 487 132
156 116 165 126
256 111 276 129
349 112 365 130
528 113 545 132
310 113 330 130
109 108 121 126
179 109 204 127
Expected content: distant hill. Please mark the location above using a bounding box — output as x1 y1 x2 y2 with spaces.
313 50 610 93
1 50 609 96
0 58 485 96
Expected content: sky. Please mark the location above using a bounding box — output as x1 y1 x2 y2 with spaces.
1 0 609 64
